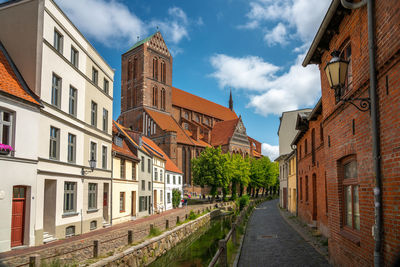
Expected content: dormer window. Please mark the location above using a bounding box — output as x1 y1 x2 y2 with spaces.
114 136 123 147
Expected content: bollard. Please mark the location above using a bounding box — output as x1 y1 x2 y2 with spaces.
232 223 237 245
128 230 133 244
150 224 154 232
219 240 227 267
177 216 180 224
166 219 169 229
29 254 40 267
93 240 99 258
185 214 188 220
197 210 200 215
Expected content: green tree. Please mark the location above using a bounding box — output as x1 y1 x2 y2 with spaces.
172 189 181 208
192 147 229 202
229 154 250 199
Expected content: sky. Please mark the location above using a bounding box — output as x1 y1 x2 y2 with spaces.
2 0 332 160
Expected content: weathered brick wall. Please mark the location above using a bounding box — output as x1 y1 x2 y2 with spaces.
316 1 400 266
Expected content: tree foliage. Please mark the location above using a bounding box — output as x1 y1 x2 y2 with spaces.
172 189 181 208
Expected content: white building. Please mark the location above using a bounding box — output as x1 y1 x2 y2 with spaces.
165 169 183 211
0 42 42 252
0 0 114 245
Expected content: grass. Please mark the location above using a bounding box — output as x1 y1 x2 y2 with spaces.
148 226 162 238
40 259 78 267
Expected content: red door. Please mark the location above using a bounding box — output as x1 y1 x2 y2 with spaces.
11 186 26 247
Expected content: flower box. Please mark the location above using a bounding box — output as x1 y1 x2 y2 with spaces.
0 144 13 155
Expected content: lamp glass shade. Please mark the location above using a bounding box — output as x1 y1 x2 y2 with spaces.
89 159 96 171
324 53 349 89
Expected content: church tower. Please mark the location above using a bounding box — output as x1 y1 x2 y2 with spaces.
229 89 233 111
120 32 173 131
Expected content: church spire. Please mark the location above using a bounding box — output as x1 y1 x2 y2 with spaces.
229 88 233 111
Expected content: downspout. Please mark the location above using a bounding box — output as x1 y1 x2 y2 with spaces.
341 1 382 266
110 151 116 225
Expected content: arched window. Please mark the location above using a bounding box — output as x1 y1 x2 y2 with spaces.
133 57 137 79
128 60 133 80
127 87 132 109
182 148 186 185
161 88 166 110
152 87 158 107
311 128 316 165
152 57 158 80
161 61 166 83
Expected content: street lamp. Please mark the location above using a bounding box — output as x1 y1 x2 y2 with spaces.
324 50 370 112
81 159 96 176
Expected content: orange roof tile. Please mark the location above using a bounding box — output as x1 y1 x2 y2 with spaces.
0 43 40 106
144 108 194 145
211 118 239 147
112 141 138 161
142 136 183 174
172 87 238 121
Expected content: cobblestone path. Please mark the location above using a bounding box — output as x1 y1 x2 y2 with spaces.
238 199 330 267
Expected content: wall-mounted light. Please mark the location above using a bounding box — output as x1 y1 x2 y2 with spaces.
81 159 96 176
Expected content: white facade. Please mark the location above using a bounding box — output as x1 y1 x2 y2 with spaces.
0 95 41 252
165 171 183 211
152 156 165 213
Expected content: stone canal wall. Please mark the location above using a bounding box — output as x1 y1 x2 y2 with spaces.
90 210 222 267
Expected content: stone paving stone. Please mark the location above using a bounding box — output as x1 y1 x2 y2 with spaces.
238 199 330 267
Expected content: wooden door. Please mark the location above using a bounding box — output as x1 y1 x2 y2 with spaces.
11 186 26 247
131 191 136 216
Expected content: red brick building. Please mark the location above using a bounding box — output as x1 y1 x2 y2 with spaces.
303 0 400 265
118 32 262 194
292 99 329 238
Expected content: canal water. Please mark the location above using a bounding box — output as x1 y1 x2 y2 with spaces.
149 214 233 267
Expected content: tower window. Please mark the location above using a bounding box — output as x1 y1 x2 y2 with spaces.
161 61 166 83
153 57 158 80
152 87 158 107
161 89 166 110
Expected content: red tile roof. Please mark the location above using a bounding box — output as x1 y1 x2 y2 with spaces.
144 108 194 145
142 136 183 174
112 122 139 161
211 118 239 147
172 87 238 121
0 43 40 106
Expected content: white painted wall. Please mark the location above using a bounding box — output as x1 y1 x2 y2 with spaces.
165 171 183 211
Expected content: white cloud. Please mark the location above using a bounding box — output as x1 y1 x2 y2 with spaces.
262 143 279 161
56 1 190 47
209 53 320 116
264 23 288 46
240 0 330 45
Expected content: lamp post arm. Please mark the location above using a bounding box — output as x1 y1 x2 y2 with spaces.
340 0 367 9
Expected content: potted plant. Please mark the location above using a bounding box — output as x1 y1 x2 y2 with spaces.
0 144 13 155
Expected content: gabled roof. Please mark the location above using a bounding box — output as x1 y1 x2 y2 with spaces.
142 136 165 160
125 32 157 54
172 87 238 121
277 108 313 135
144 108 194 145
113 120 152 157
211 118 239 147
142 136 183 174
0 42 40 106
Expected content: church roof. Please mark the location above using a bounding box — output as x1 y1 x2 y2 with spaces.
0 42 40 106
211 118 240 147
172 87 238 121
125 32 157 54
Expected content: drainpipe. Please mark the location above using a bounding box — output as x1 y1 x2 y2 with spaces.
341 1 382 266
110 151 116 226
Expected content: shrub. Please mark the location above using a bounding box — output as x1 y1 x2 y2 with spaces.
172 189 182 208
148 226 162 237
188 210 197 220
239 195 249 211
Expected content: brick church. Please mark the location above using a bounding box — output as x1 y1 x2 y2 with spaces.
118 32 262 194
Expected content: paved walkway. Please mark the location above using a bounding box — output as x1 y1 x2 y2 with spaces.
238 199 330 267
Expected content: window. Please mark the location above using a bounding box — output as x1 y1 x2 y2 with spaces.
128 60 133 80
64 182 76 213
133 57 137 79
141 180 145 191
71 46 78 67
311 128 316 166
54 29 63 53
300 177 303 201
120 159 125 179
92 67 98 85
179 176 181 185
154 168 158 181
102 146 107 169
139 196 146 212
88 183 97 210
305 139 308 154
67 133 76 163
90 221 97 230
141 156 145 171
91 101 97 127
49 126 60 160
342 159 359 230
148 181 151 190
0 109 13 147
90 141 97 162
299 145 302 159
173 175 176 184
103 79 109 94
152 87 158 107
103 108 108 132
160 190 163 203
305 176 309 202
340 42 352 94
167 174 170 184
320 123 324 142
153 57 158 79
69 86 77 116
65 226 75 237
160 170 163 182
167 192 171 203
132 163 136 180
148 159 151 173
161 89 166 110
51 74 62 108
120 192 125 212
115 136 123 147
161 61 166 83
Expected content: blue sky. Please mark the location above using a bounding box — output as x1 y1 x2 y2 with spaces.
3 0 332 159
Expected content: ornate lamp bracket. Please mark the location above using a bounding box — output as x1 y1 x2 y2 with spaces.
342 97 371 112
